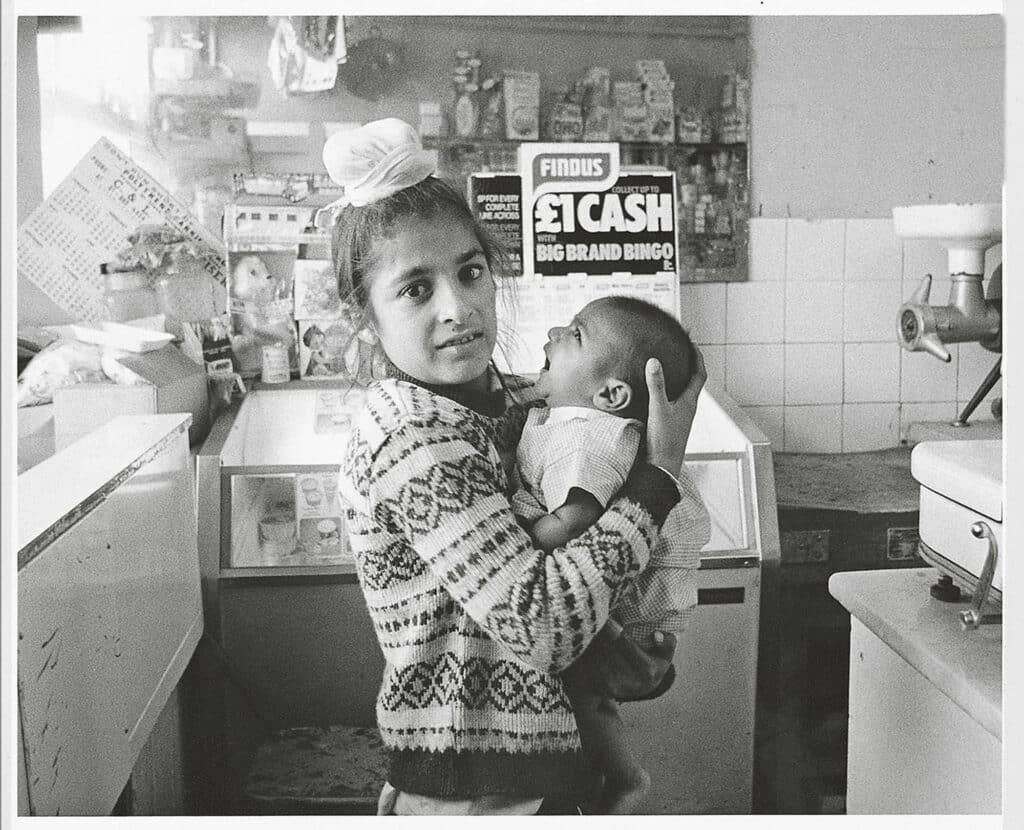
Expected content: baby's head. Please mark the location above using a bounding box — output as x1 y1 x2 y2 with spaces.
536 296 695 422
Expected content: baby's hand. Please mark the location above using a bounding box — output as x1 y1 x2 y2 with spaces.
566 623 677 701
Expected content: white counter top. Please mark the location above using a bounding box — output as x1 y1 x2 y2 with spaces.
829 567 1001 739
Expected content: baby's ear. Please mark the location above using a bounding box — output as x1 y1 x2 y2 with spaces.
593 378 633 413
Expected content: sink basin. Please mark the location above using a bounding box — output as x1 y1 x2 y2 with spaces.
892 203 1002 248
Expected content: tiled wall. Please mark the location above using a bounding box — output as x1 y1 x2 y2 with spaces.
680 218 1003 453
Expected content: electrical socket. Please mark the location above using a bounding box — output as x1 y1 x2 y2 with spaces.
781 529 830 564
886 527 920 561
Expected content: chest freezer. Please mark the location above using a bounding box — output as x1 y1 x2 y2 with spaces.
197 379 779 814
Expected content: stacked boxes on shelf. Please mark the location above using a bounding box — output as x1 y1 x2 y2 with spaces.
635 60 676 144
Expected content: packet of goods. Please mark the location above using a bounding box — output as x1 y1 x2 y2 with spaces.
647 103 676 143
545 102 584 142
634 59 669 80
613 109 651 142
612 81 645 107
503 70 540 140
418 101 443 137
579 67 611 141
642 81 675 107
293 472 349 563
676 107 700 142
478 78 505 138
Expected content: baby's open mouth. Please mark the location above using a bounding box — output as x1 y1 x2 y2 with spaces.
541 357 550 371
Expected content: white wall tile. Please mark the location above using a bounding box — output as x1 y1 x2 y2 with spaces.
748 218 787 281
957 343 1002 400
844 343 901 402
698 344 727 389
784 405 843 453
785 343 843 404
901 348 959 402
725 344 784 406
843 282 904 341
844 218 901 281
902 238 947 283
786 219 846 281
726 282 785 343
956 343 1002 421
679 283 727 344
741 406 785 450
899 402 957 441
785 282 843 342
842 403 901 452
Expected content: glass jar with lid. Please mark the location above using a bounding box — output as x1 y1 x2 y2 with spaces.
102 267 159 322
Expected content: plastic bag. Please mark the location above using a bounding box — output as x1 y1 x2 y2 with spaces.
16 339 105 407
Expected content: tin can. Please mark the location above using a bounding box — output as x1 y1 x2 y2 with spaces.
261 342 290 384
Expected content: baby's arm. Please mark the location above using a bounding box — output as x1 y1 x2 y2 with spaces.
527 487 604 553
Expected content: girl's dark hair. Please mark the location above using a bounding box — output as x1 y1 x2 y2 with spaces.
330 176 508 312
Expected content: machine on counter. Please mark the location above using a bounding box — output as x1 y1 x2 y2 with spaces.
893 201 1003 628
893 201 1002 426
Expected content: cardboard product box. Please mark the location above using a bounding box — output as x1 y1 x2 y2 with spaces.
582 105 611 141
53 345 209 449
634 59 669 79
503 70 540 140
647 103 677 143
642 82 676 107
612 81 644 106
298 317 379 384
544 102 584 142
292 258 340 319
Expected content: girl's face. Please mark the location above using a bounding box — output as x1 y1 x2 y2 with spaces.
364 212 497 388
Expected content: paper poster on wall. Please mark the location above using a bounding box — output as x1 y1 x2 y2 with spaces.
468 174 524 276
17 137 227 321
494 272 678 376
518 142 679 280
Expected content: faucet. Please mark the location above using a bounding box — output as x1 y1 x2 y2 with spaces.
898 264 1001 363
892 202 1002 426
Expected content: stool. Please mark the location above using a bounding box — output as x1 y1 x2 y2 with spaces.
245 725 386 814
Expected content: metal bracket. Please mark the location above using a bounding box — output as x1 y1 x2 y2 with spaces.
959 521 1001 629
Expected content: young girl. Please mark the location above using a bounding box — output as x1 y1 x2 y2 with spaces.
323 118 706 815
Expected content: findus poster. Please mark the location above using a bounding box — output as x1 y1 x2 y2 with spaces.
517 143 678 279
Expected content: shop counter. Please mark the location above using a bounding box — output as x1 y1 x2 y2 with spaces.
829 568 1001 814
17 414 202 816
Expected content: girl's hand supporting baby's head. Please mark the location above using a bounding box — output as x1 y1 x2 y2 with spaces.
644 348 707 474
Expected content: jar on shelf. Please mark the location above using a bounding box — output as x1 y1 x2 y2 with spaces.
154 262 222 336
102 266 159 323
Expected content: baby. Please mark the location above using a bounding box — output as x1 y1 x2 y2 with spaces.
513 295 711 814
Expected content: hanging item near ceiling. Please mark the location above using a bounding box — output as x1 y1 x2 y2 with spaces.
267 16 347 97
337 26 404 101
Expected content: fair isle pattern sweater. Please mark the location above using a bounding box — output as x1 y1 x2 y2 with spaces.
339 375 681 800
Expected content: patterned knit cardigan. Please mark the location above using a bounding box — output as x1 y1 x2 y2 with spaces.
339 377 681 801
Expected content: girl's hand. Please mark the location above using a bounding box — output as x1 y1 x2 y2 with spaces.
644 348 706 475
567 623 678 701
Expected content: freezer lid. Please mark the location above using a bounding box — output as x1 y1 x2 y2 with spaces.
911 439 1002 522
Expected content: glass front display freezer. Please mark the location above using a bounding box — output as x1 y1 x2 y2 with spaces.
195 379 779 814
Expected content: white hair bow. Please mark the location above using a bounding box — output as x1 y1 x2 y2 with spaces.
321 117 436 209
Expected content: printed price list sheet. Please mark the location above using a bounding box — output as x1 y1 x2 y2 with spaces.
17 138 226 321
495 272 679 376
